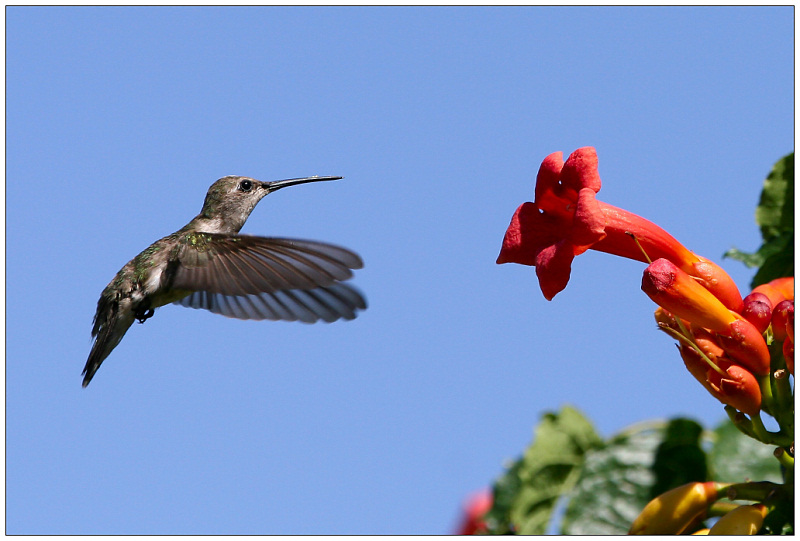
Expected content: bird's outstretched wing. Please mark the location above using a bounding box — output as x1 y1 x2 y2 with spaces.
175 283 366 323
170 234 366 323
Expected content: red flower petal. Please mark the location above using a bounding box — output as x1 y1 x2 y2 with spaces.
534 239 575 300
561 146 601 194
497 203 547 266
534 151 565 205
570 188 607 253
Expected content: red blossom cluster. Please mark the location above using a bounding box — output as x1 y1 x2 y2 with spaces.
497 147 794 417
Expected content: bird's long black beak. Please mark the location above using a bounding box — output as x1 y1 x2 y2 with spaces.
265 175 343 193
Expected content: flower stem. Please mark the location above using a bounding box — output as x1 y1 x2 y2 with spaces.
771 368 794 436
725 406 756 439
758 374 776 417
725 481 781 503
751 412 772 441
774 446 794 471
707 501 739 517
750 412 793 447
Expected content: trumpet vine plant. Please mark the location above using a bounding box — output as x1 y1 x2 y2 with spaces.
475 148 793 535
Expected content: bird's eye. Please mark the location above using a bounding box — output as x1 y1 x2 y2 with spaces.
238 179 253 192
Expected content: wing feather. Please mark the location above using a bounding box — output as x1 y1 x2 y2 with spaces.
175 283 367 323
171 235 363 296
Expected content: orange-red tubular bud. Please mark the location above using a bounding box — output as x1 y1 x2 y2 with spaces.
654 307 679 330
706 360 762 416
654 308 695 335
767 276 794 301
689 256 743 314
751 283 787 309
642 259 736 333
629 482 723 535
692 328 726 361
741 292 773 334
707 504 768 535
783 337 794 375
716 318 771 376
681 341 761 415
680 344 721 398
771 300 793 342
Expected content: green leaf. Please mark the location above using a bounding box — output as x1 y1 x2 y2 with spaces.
485 405 603 535
648 418 708 498
756 153 794 239
723 247 764 268
483 458 523 534
560 418 708 535
709 419 789 534
487 413 786 535
708 418 783 484
513 405 603 534
560 421 661 534
724 152 794 288
762 494 794 535
749 233 795 288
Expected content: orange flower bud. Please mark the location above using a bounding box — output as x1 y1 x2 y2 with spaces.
679 343 722 398
716 318 771 376
680 338 761 416
654 307 679 330
771 300 793 342
629 482 723 535
689 255 743 314
692 328 726 361
642 259 736 333
783 336 794 375
767 276 794 302
741 292 773 334
751 283 787 309
707 504 767 535
706 360 762 416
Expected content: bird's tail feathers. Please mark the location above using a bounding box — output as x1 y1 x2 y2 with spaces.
82 309 134 387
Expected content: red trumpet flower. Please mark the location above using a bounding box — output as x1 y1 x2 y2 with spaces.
497 147 742 310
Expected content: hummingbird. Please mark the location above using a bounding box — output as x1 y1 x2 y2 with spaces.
83 175 366 387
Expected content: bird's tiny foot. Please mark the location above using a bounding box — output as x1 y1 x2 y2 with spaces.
135 307 154 324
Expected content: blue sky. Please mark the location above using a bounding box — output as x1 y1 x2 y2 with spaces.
6 6 793 535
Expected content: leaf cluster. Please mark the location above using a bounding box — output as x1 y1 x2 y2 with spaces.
483 406 783 535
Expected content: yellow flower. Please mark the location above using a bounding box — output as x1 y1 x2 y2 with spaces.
629 482 724 535
708 504 767 535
